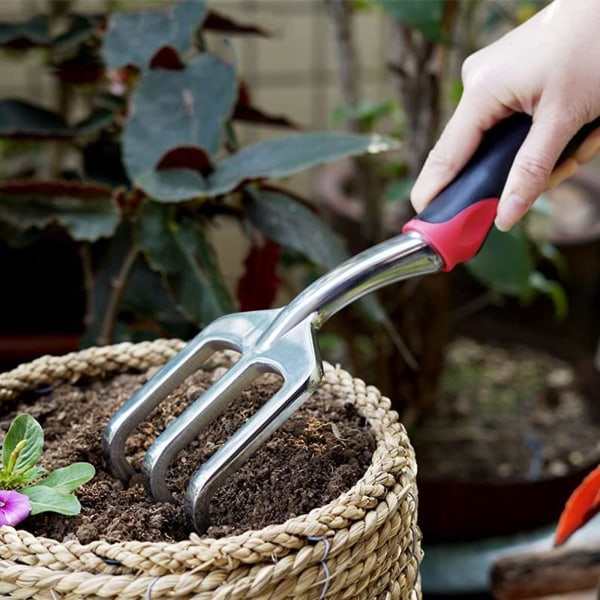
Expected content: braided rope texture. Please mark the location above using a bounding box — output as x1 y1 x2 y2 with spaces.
0 339 422 599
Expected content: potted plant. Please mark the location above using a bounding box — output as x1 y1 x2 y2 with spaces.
0 339 422 599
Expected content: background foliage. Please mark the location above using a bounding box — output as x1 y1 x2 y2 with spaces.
0 0 565 419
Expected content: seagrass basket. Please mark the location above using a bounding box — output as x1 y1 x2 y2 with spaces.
0 339 422 599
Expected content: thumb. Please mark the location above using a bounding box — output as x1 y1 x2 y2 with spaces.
495 111 580 231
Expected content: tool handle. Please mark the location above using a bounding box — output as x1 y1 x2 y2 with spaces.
402 113 600 271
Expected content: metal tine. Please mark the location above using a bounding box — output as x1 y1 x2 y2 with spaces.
103 309 280 483
186 366 319 533
142 354 273 503
142 313 319 530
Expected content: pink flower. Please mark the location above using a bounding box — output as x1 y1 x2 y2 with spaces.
0 490 31 526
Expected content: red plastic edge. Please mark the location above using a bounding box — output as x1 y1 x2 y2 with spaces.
402 198 499 272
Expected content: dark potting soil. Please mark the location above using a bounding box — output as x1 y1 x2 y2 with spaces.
0 354 376 543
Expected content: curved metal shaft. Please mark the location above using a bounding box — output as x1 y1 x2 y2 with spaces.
104 230 443 532
258 232 442 348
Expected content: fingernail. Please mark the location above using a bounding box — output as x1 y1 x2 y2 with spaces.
495 194 528 231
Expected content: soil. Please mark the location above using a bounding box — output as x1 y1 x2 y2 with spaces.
0 353 376 544
412 337 600 481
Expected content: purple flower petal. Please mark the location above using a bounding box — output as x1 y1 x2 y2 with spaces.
0 489 31 526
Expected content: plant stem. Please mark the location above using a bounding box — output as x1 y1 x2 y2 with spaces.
323 0 361 132
97 243 140 345
323 0 382 244
6 440 27 475
78 244 96 332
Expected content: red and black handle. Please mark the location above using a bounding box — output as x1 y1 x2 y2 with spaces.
402 113 600 271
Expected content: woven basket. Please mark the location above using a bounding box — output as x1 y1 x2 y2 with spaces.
0 339 422 599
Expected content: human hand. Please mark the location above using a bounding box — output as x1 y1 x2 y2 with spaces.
410 0 600 231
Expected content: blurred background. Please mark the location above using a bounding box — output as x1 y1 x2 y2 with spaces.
0 1 598 597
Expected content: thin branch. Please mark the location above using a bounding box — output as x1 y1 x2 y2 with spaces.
78 243 95 332
97 243 140 345
323 0 361 131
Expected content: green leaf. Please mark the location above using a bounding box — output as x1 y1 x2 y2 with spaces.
21 466 47 482
0 100 71 139
332 99 395 128
39 463 95 493
465 227 534 296
0 15 49 49
123 53 237 183
206 132 397 199
203 10 271 36
102 0 208 69
73 109 116 136
0 101 112 140
52 15 99 52
382 177 414 204
247 189 406 358
528 272 568 320
245 189 348 270
136 169 208 203
0 180 120 242
2 414 43 475
376 0 445 42
21 485 81 516
139 202 234 326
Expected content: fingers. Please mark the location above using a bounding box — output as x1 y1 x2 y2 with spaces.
410 97 502 213
495 113 587 231
547 126 600 188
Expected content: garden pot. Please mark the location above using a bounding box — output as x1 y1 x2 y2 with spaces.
0 339 422 599
413 333 600 543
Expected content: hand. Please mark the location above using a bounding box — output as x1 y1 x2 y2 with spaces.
410 0 600 231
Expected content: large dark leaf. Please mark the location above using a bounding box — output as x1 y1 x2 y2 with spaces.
233 104 298 128
245 189 347 270
0 100 71 139
123 53 237 185
376 0 445 42
0 100 113 140
138 132 396 202
245 188 404 350
139 202 234 326
73 109 116 136
207 132 396 198
52 15 102 52
136 169 208 203
102 0 207 70
203 10 270 36
0 15 49 49
0 180 120 242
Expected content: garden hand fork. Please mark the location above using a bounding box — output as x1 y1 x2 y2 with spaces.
103 114 600 533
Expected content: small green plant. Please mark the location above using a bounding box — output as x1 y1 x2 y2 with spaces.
0 414 95 526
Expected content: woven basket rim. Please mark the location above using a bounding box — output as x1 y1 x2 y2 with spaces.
0 339 421 600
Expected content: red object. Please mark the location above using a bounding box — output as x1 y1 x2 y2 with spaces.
236 238 282 311
554 463 600 545
149 46 185 70
402 198 499 271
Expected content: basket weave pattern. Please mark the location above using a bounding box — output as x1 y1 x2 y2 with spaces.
0 339 422 599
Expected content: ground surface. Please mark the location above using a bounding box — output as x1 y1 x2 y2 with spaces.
0 356 375 543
